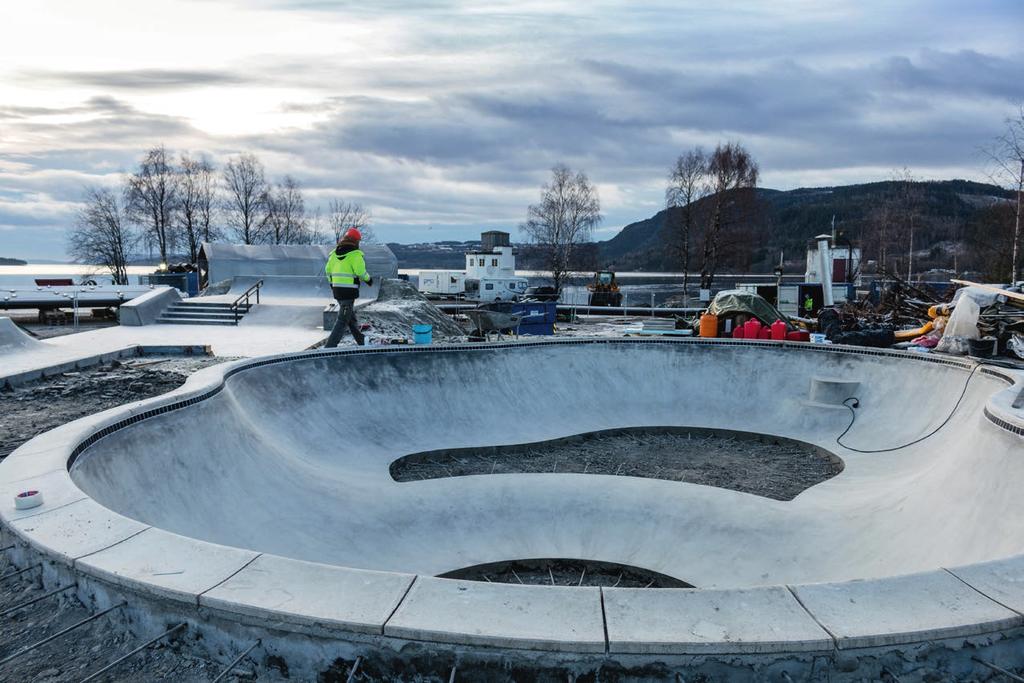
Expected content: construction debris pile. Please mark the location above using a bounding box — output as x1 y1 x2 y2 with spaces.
696 279 1024 361
842 278 1024 359
359 279 466 342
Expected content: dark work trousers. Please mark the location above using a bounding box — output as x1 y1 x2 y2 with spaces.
325 299 364 347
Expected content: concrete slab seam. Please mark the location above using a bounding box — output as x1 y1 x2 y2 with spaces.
942 567 1024 619
71 525 152 563
786 584 840 648
0 466 67 487
598 587 610 654
198 553 264 604
381 575 418 637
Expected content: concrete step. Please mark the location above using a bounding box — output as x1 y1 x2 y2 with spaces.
160 311 241 321
168 305 248 313
156 316 238 326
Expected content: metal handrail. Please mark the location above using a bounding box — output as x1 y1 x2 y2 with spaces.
231 279 263 324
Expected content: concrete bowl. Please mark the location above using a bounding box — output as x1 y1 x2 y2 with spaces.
2 338 1023 678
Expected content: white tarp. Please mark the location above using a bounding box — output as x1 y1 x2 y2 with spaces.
199 242 398 285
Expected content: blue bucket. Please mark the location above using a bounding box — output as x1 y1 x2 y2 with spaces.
412 324 433 345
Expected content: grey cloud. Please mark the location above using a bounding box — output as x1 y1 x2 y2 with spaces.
21 68 249 90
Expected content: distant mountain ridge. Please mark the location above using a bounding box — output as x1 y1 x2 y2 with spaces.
0 257 28 266
594 179 1013 273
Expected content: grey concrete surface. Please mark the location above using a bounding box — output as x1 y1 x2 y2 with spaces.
791 570 1023 648
603 585 833 654
0 316 39 351
1 339 1023 666
68 342 1022 588
76 527 259 604
385 578 606 652
118 286 181 326
201 555 415 635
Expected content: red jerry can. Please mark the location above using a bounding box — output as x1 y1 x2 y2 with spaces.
771 319 787 340
743 318 762 340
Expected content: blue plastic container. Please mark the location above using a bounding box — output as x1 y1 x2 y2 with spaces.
412 324 433 345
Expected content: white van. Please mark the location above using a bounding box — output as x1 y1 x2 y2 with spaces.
466 276 530 302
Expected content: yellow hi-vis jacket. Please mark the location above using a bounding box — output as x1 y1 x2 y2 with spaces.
325 248 371 290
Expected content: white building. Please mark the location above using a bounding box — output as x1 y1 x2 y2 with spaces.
419 231 529 301
805 236 862 286
465 231 517 278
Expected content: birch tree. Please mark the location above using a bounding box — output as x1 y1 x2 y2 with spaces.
665 148 709 301
985 106 1024 283
177 154 218 261
265 175 307 244
124 145 178 265
699 143 759 290
327 199 372 242
222 153 269 244
69 187 133 285
522 164 602 294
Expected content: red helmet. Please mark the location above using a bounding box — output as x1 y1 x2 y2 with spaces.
344 228 362 241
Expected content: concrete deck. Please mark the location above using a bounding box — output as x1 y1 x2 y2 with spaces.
0 276 381 386
1 339 1022 664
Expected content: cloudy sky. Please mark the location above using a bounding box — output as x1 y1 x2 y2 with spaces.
1 0 1022 260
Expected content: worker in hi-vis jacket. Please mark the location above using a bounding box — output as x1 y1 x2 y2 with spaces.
324 228 373 347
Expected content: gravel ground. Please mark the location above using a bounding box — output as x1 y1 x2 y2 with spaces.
392 427 843 501
0 561 232 682
440 558 693 588
0 356 227 459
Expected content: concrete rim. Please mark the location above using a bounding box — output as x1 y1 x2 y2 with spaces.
2 338 1023 656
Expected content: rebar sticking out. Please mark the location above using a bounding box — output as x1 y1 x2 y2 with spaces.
211 639 262 683
0 601 126 667
0 583 76 619
78 622 187 683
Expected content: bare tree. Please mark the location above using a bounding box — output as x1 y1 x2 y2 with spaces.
891 168 924 280
196 158 218 246
178 154 218 261
306 206 330 244
69 187 134 285
665 148 709 301
222 153 269 244
699 142 759 290
522 164 602 294
984 105 1024 282
327 199 372 242
265 175 308 244
124 145 178 266
863 169 924 279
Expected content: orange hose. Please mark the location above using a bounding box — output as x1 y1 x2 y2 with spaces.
894 320 934 341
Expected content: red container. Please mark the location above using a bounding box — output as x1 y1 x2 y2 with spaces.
732 325 745 339
770 319 787 340
786 330 810 342
743 319 762 340
758 327 771 339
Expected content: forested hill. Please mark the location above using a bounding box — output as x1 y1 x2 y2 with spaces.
0 257 28 266
596 179 1014 274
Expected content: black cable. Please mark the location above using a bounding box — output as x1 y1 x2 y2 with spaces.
836 364 981 453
